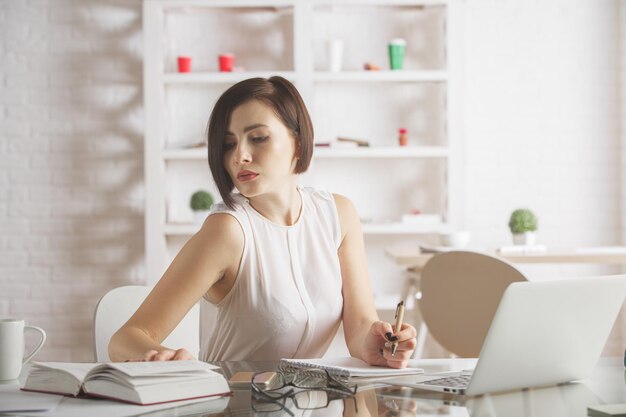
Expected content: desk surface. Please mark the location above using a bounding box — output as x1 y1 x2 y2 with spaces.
386 248 626 269
8 357 625 417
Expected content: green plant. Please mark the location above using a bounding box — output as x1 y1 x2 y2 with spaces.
508 208 538 234
190 190 214 211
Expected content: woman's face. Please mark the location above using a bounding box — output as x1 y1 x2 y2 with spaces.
224 100 299 198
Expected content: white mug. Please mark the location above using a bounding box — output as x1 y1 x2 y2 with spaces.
327 39 344 72
0 318 46 381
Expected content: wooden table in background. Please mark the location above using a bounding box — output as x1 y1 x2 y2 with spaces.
386 248 626 271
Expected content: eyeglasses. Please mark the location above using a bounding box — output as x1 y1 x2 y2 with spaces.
251 369 357 400
252 388 357 416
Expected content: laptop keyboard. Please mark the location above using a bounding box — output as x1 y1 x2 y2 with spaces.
423 373 471 388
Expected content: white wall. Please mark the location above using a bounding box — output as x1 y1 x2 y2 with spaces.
462 0 624 356
0 0 144 361
465 0 621 256
0 0 623 361
621 1 626 253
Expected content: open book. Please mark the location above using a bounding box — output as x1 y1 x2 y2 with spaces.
22 360 231 406
279 357 424 382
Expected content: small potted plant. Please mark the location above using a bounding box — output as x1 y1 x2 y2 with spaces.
190 190 214 223
508 208 538 245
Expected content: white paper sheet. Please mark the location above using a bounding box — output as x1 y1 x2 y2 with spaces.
0 393 229 417
0 384 63 412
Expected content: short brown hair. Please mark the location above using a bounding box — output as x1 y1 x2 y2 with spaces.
207 76 314 208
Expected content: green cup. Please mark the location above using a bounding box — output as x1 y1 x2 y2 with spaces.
388 38 406 70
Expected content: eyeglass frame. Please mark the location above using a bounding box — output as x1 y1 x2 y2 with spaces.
250 369 357 400
251 385 358 416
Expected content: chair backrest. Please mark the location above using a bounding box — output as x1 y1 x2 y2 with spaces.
93 285 200 362
419 251 527 357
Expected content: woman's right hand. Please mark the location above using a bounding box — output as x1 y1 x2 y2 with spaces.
131 348 194 361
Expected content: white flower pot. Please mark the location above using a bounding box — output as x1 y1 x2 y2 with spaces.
512 231 536 246
193 210 210 224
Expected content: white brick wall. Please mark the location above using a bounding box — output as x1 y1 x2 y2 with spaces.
463 0 624 355
465 0 622 252
0 0 144 362
0 0 623 361
617 0 626 356
621 0 626 250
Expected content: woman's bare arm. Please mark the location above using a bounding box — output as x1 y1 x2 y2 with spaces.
335 194 416 368
108 213 244 361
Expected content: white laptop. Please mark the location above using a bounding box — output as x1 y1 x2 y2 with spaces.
401 274 626 395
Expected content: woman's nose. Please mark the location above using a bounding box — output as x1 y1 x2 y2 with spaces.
235 143 252 164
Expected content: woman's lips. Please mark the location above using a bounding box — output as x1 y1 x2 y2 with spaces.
237 170 259 182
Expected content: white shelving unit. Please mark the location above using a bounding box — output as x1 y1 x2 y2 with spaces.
163 146 449 160
143 0 464 304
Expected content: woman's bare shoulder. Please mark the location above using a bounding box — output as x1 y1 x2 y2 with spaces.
332 193 357 219
194 212 245 255
332 193 361 242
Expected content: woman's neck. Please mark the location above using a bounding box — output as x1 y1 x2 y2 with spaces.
248 184 302 226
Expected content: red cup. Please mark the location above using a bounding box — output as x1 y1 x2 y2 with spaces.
218 54 235 72
177 56 191 73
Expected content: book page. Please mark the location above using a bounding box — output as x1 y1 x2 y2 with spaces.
31 362 98 382
89 360 220 378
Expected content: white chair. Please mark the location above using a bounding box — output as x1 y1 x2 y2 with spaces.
93 285 200 362
418 251 528 358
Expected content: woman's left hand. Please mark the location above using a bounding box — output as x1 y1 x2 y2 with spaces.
362 321 417 368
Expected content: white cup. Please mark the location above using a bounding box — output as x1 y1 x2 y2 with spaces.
327 39 344 72
0 319 46 381
439 231 471 248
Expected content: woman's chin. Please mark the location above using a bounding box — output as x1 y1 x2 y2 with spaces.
235 184 260 198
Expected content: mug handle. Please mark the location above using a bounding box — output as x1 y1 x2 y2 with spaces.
23 325 46 365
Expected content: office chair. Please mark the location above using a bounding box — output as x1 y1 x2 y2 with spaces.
93 285 200 362
418 251 528 357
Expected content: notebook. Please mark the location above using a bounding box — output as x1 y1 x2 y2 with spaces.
278 356 424 382
392 274 626 395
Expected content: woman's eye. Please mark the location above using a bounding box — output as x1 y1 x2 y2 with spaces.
252 136 269 143
223 142 235 150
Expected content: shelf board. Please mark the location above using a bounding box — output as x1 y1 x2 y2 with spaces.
163 148 207 160
163 222 444 236
314 0 448 6
159 0 448 11
158 0 447 8
162 146 449 160
313 70 448 83
162 70 447 84
161 1 295 10
362 222 444 235
313 146 449 158
162 71 296 84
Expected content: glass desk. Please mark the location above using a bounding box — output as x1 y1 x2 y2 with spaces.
7 357 625 417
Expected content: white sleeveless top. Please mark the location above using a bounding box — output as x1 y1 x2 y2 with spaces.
200 186 344 361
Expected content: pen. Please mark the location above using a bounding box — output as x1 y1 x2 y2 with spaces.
391 301 405 356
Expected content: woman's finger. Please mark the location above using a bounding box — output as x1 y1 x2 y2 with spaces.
172 348 193 360
386 359 410 369
389 348 414 362
153 350 176 361
392 323 417 341
383 352 411 369
371 320 394 340
395 337 417 352
142 349 159 361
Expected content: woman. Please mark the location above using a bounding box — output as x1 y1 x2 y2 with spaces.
109 76 417 368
